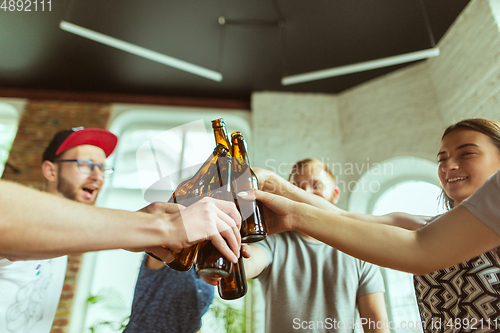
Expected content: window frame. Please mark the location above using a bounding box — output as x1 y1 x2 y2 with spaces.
0 99 25 177
70 104 252 333
347 156 441 333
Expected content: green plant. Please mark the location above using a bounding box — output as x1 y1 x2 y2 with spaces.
86 288 130 333
208 297 246 333
88 317 129 333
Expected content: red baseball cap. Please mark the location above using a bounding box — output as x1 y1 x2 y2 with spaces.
42 127 118 162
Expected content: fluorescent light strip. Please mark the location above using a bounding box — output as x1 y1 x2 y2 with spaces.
60 20 223 82
281 47 440 86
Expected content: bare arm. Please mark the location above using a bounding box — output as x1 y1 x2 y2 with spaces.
357 292 390 333
243 245 269 279
145 255 166 269
0 180 241 263
343 211 427 230
251 190 500 275
253 167 427 230
254 167 338 213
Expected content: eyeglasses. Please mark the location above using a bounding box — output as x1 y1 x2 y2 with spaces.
56 159 114 175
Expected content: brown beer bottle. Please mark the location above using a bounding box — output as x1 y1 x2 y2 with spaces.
231 131 267 243
218 250 247 300
195 154 234 278
168 143 228 202
166 144 229 271
196 118 235 278
212 118 231 150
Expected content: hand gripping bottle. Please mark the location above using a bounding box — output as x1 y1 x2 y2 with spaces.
231 131 267 243
166 143 229 271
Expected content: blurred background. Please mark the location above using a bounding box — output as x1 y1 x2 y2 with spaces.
2 0 499 332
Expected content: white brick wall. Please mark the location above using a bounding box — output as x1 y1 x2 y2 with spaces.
429 0 500 123
251 91 341 177
251 0 500 209
337 63 444 192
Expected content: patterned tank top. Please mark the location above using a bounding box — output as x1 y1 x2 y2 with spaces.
414 247 500 333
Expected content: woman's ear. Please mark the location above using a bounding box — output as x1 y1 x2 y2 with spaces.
41 160 58 182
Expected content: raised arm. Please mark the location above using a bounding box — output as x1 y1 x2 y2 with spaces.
250 189 500 275
254 167 338 213
253 167 427 230
0 180 241 263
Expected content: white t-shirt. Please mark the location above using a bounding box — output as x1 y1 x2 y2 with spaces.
461 168 500 235
0 256 67 333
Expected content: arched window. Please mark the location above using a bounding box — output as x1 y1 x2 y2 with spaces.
70 105 252 333
373 181 445 216
97 106 251 210
348 157 445 333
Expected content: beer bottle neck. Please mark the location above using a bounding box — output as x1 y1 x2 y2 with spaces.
214 129 231 152
232 138 250 165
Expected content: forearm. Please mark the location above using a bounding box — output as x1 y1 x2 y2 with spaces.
0 181 168 260
264 174 339 213
292 204 422 273
243 258 260 279
243 245 268 279
262 173 426 229
290 203 500 275
341 211 427 230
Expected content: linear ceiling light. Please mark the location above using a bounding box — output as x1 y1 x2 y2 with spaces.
60 21 223 82
281 47 439 86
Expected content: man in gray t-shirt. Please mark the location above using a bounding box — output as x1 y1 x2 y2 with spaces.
245 159 389 333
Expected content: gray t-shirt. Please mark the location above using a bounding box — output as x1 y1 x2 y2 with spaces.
462 168 500 235
254 231 385 333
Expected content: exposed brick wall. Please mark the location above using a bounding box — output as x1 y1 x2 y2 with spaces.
0 94 250 333
2 100 112 333
2 100 111 187
51 255 84 333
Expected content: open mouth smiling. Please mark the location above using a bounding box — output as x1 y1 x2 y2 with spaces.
447 176 468 183
82 187 98 199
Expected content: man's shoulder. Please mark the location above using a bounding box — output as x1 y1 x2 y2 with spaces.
326 247 381 273
260 231 302 246
252 231 302 257
255 231 293 243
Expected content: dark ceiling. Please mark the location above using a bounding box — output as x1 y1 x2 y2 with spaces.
0 0 470 102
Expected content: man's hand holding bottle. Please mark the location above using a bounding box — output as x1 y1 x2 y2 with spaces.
133 198 242 265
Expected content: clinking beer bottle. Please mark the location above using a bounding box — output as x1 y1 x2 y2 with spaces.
231 131 267 243
218 250 247 300
166 144 229 271
212 118 231 151
195 118 235 278
195 152 234 278
168 143 229 201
